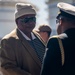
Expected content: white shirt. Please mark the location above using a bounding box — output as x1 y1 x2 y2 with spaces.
18 29 36 40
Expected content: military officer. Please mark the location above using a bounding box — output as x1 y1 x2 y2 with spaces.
41 2 75 75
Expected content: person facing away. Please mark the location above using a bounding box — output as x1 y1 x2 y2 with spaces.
41 2 75 75
36 24 52 44
0 3 46 75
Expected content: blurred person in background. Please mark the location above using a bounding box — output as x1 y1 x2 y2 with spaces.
0 3 46 75
36 25 52 45
41 2 75 75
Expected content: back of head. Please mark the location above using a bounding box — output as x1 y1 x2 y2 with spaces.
38 25 52 32
37 24 52 37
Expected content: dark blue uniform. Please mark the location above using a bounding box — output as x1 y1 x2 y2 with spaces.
41 28 75 75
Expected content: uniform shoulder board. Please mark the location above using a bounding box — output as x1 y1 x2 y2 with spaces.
50 35 60 39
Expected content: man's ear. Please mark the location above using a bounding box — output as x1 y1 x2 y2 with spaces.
60 19 63 26
59 19 63 25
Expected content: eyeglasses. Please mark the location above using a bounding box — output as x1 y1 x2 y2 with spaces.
19 17 36 23
56 19 60 24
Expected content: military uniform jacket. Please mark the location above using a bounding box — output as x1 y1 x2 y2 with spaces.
41 28 75 75
0 28 45 75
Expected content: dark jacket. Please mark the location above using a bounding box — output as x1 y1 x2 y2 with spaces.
41 28 75 75
0 28 45 75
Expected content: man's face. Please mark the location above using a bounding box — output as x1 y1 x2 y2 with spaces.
17 14 36 34
56 17 62 34
57 25 62 34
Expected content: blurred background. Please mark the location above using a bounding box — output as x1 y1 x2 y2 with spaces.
0 0 75 42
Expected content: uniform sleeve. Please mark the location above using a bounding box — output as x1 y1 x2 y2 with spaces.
0 39 31 75
41 38 62 75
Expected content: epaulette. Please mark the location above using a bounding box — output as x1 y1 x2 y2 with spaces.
50 35 60 39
